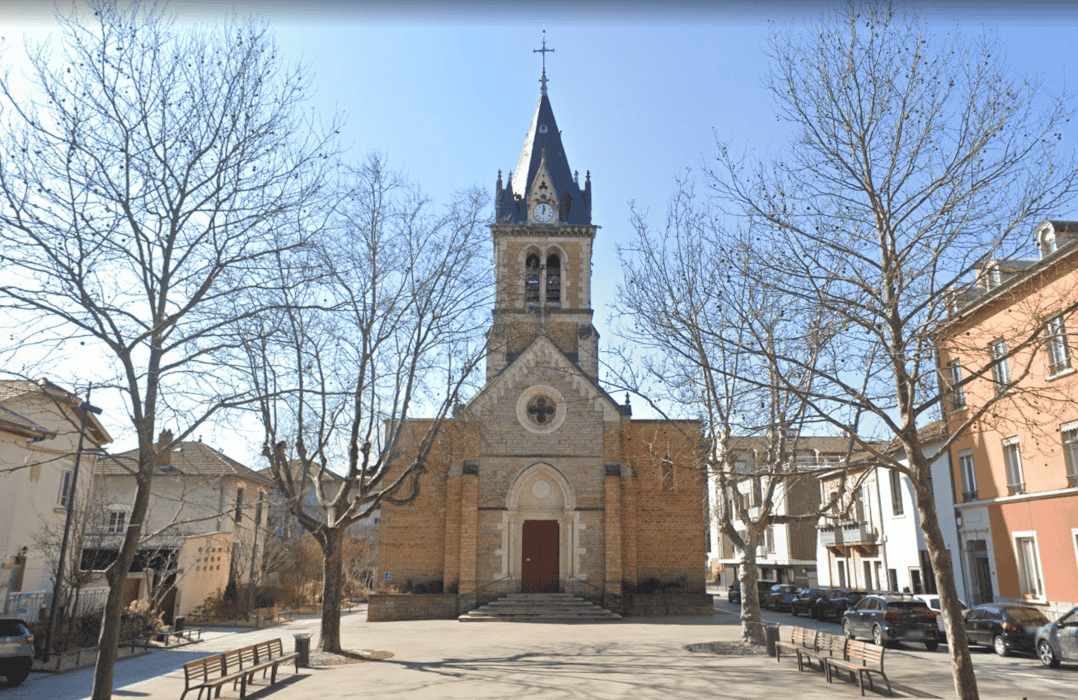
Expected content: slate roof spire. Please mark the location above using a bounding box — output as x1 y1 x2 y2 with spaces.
495 80 591 225
495 34 590 226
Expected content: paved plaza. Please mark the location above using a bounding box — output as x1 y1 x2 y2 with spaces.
1 602 1071 699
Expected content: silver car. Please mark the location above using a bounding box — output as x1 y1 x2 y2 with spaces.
1036 606 1078 668
0 618 33 686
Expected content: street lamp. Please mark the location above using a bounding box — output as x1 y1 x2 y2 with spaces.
42 389 102 661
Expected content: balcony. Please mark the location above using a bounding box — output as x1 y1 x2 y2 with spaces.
819 525 841 546
841 522 877 546
962 490 978 502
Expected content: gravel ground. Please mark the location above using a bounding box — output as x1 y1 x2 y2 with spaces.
683 641 769 656
307 648 394 667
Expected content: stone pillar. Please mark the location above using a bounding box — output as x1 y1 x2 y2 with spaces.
621 466 639 592
604 463 623 600
458 461 479 613
443 473 462 592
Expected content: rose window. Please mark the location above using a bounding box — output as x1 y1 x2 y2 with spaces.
527 396 557 425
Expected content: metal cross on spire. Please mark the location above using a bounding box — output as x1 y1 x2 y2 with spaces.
534 30 554 95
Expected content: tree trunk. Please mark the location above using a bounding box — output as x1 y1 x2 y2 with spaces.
91 449 154 700
318 528 345 653
736 536 765 645
911 467 979 700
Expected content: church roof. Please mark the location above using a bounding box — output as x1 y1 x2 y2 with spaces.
496 83 591 225
466 334 627 421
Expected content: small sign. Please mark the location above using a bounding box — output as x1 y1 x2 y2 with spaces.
383 572 392 580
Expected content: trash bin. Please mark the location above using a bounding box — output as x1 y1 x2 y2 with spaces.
764 623 780 657
174 616 186 633
294 633 311 668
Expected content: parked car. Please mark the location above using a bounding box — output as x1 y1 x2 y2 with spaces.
842 594 940 650
964 603 1049 657
791 588 862 621
1036 606 1078 667
0 618 33 686
763 584 801 611
727 579 775 605
913 594 967 639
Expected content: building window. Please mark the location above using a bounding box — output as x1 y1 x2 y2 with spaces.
990 340 1011 393
58 470 73 508
763 526 775 554
944 360 966 410
749 475 762 507
1014 533 1044 599
524 253 540 304
106 510 126 534
545 253 561 305
234 487 245 523
661 457 674 492
1064 423 1078 488
1002 438 1025 495
889 469 904 516
958 449 978 500
1048 315 1072 375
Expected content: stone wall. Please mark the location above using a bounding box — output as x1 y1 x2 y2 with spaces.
367 594 460 621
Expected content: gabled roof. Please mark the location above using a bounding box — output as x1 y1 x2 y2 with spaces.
496 84 590 225
0 404 52 439
98 440 270 485
0 377 111 445
466 334 626 421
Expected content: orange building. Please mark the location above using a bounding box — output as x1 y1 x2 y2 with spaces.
369 75 709 621
938 220 1078 616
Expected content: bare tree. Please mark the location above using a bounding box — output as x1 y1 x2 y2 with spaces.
614 182 859 644
248 154 489 652
703 5 1078 697
0 1 336 696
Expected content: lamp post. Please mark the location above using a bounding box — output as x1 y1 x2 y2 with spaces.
42 387 102 661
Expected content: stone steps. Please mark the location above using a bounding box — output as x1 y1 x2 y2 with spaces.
458 592 621 622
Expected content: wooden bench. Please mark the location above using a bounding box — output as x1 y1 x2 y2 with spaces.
775 627 820 671
180 637 299 700
825 639 891 697
815 632 848 681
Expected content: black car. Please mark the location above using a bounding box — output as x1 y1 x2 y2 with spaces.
727 580 775 605
791 588 862 620
964 603 1049 657
763 584 801 611
842 594 940 650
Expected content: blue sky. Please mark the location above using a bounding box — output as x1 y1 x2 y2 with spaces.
4 1 1078 457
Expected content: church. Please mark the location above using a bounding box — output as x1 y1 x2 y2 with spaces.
370 68 710 620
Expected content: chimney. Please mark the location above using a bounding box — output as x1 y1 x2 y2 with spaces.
156 429 174 467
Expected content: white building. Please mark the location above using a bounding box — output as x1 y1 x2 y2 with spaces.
0 378 111 619
89 433 271 621
816 423 965 596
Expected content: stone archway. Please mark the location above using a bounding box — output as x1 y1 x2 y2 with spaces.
504 463 578 591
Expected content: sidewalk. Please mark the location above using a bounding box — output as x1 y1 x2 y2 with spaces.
3 603 1068 699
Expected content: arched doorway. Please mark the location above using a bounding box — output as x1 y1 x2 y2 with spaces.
506 463 577 592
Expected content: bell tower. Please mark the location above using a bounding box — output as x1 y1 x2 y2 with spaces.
486 61 599 383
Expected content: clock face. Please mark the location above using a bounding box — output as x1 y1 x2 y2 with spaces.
533 202 554 222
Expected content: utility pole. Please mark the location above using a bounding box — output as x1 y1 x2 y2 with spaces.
43 386 102 661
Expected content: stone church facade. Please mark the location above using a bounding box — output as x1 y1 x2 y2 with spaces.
371 75 710 620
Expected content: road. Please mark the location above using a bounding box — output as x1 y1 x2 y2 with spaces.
714 597 1077 697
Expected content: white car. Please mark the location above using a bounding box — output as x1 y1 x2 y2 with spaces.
914 594 967 637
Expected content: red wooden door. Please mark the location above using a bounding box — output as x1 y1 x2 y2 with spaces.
521 520 559 592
